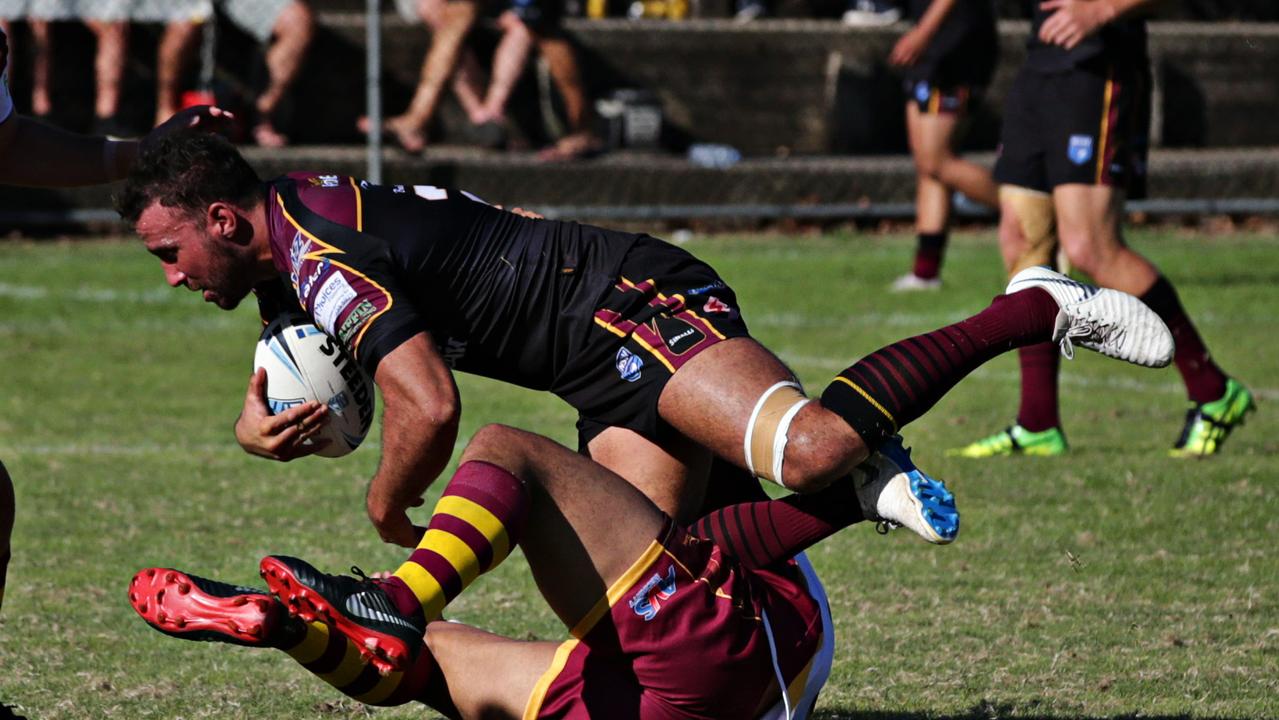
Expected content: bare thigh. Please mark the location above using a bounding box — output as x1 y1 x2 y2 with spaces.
426 621 559 720
587 426 710 524
461 425 667 627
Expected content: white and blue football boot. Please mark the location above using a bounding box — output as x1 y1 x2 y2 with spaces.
1005 266 1174 368
853 436 959 544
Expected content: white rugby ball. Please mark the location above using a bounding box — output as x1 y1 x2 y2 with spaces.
254 312 375 458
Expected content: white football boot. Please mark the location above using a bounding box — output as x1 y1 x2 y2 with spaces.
853 436 958 544
1005 266 1174 368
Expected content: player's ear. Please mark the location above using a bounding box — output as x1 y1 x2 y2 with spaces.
206 201 239 241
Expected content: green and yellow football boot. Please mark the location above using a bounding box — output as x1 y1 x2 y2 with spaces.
1170 378 1256 458
947 424 1068 458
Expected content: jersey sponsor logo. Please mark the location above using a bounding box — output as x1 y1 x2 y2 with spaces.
392 185 407 193
298 258 332 300
629 566 677 622
308 174 342 188
440 337 468 367
685 281 725 296
615 346 643 382
657 317 705 355
703 296 732 314
1067 134 1094 166
337 298 378 344
312 273 358 338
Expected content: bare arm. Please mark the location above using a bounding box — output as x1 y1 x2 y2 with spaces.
1037 0 1159 50
0 105 233 187
367 332 461 547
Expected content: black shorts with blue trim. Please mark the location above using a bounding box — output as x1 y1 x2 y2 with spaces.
553 234 752 449
993 56 1151 198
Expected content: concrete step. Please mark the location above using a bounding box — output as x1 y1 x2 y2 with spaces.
5 145 1278 230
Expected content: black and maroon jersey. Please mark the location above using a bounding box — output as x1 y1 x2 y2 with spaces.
1025 0 1148 72
256 173 640 390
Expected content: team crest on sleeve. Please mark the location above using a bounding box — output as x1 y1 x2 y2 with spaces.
628 566 677 622
308 174 342 188
1067 135 1095 166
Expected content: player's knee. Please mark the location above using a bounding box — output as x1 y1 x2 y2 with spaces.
1058 232 1112 276
743 384 853 493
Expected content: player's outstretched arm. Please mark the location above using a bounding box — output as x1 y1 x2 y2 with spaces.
367 332 461 548
0 105 233 187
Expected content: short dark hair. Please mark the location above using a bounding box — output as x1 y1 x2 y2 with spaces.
115 131 263 227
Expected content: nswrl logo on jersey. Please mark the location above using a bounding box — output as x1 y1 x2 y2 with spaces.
629 566 677 622
1067 134 1094 166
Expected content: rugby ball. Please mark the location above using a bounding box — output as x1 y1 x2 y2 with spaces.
254 312 375 458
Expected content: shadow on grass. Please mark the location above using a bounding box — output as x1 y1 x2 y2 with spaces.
0 705 27 720
812 703 1247 720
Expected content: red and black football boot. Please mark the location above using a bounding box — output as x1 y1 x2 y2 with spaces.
260 555 425 674
128 568 283 646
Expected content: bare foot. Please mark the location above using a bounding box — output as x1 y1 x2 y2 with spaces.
537 132 603 162
357 114 427 153
253 122 289 148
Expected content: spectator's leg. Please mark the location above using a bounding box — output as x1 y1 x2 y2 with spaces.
380 0 479 152
254 0 314 147
155 21 201 126
85 20 128 132
477 10 533 123
29 20 52 118
536 32 600 160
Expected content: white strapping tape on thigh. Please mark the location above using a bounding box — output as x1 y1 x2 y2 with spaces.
744 381 811 488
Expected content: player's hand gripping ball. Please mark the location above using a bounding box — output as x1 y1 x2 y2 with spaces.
254 312 375 457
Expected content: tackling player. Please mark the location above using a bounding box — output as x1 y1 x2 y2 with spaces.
130 423 870 717
950 0 1254 459
888 0 999 291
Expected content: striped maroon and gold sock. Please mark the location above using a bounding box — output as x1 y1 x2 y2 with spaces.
378 461 530 621
821 288 1059 449
277 619 444 708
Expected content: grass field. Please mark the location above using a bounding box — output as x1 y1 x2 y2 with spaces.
0 229 1276 719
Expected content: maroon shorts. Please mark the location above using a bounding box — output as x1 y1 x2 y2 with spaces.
524 521 824 720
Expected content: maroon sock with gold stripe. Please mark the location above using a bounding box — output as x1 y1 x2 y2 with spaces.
278 619 452 710
821 288 1059 449
379 461 530 621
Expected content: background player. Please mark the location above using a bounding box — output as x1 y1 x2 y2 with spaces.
117 132 1173 560
888 0 1000 291
951 0 1254 459
131 423 857 718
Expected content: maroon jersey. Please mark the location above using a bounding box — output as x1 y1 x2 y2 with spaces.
257 173 640 390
